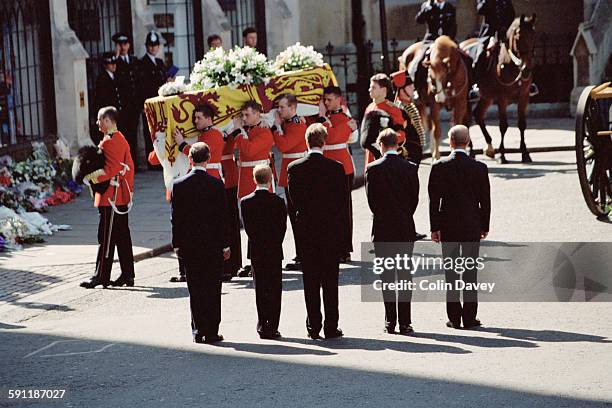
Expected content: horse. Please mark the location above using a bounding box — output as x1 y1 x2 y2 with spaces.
399 36 471 160
460 14 537 164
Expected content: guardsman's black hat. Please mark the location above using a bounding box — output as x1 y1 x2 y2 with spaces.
100 52 117 65
112 32 130 44
145 31 160 46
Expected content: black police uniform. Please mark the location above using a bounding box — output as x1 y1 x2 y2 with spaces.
415 0 457 42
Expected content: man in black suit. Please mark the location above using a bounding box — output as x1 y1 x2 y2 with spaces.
94 53 122 119
139 31 166 169
416 0 457 42
112 32 140 169
428 125 491 329
287 123 349 340
241 165 287 339
171 142 230 344
366 129 419 335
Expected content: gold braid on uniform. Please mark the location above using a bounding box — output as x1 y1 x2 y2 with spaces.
403 102 426 147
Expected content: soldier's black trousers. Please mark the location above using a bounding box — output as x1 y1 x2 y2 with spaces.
93 205 134 285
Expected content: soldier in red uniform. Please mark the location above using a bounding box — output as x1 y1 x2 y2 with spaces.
318 86 358 263
80 106 135 289
173 104 224 180
271 94 308 270
364 74 407 166
221 117 242 280
231 101 275 199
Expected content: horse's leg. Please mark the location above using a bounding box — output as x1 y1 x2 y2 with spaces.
430 102 441 160
474 97 495 158
497 98 509 164
518 94 532 163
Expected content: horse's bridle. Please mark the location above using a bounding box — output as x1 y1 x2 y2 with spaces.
427 55 469 101
496 27 533 87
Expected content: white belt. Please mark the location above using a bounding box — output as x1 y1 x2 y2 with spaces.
324 143 348 150
238 159 269 167
206 163 222 170
283 151 308 159
221 154 234 161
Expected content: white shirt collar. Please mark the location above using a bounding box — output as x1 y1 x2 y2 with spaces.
437 1 445 8
309 148 323 155
105 69 114 79
192 165 207 172
453 148 467 154
147 53 157 63
384 150 399 156
256 185 269 191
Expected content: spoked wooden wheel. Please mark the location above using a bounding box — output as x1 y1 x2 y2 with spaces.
575 86 612 217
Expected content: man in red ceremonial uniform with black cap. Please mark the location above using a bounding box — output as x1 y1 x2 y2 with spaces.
81 106 135 289
271 94 308 271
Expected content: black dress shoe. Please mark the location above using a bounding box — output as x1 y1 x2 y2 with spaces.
399 325 414 335
415 232 427 241
237 265 251 277
384 326 396 334
203 334 224 344
221 274 233 282
446 321 461 329
307 332 322 340
259 331 281 340
285 262 302 271
193 337 204 344
170 275 186 283
324 329 344 339
80 280 108 289
111 277 134 287
339 255 351 263
463 319 482 329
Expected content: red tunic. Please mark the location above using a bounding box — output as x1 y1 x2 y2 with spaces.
181 127 224 180
236 126 274 198
323 111 355 175
364 101 406 165
221 135 239 189
273 118 308 187
94 130 135 207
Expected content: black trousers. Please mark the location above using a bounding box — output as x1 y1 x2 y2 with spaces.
375 242 414 328
344 174 354 256
301 255 339 335
223 187 242 276
442 241 480 326
284 189 301 261
93 205 134 285
119 109 139 168
252 260 282 334
183 254 222 339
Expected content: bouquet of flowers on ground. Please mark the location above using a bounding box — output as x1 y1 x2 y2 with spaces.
189 46 279 90
273 42 324 73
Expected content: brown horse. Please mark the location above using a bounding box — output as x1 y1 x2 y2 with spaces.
400 36 470 160
460 14 537 163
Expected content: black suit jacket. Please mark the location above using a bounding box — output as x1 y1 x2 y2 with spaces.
115 55 139 112
241 189 287 263
416 1 457 41
477 0 515 38
139 54 166 103
287 152 349 258
428 151 491 241
171 169 230 260
366 153 419 242
95 70 122 113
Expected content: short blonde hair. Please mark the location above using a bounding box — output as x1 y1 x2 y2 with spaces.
377 128 398 148
253 164 272 184
305 123 327 148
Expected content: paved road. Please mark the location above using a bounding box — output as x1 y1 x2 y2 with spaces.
1 119 611 407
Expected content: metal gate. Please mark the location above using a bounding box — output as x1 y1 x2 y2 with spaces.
219 0 267 54
67 0 132 137
0 0 56 153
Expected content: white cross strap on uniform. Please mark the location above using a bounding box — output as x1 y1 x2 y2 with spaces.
238 159 269 167
206 163 222 170
323 143 348 150
282 151 308 159
221 154 234 161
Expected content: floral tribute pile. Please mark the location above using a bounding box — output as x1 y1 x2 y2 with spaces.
0 141 76 250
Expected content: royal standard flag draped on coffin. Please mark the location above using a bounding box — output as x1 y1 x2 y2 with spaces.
143 64 338 188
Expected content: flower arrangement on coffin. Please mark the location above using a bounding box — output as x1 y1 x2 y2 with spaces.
189 46 280 90
158 81 188 97
273 42 324 73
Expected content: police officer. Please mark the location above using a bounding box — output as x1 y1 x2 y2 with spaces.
415 0 457 42
139 31 167 169
112 32 140 168
477 0 515 41
94 53 122 130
